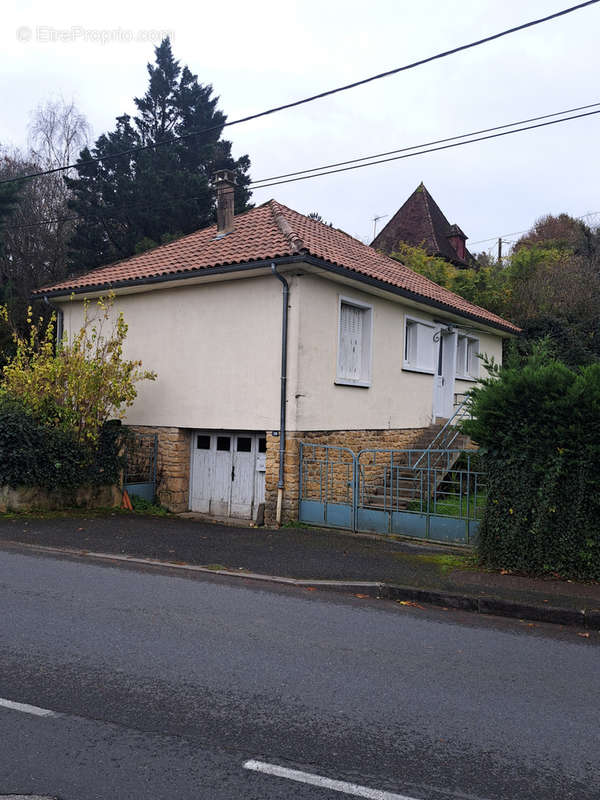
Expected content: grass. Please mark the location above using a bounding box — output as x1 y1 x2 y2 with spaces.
407 491 487 520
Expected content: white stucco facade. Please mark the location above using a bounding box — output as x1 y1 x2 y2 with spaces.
57 263 506 432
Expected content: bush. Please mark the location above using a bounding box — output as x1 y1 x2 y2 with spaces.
462 351 600 581
0 399 123 490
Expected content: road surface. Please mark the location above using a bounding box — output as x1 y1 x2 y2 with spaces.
0 545 597 799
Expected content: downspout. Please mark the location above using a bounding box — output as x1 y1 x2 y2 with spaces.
271 263 289 526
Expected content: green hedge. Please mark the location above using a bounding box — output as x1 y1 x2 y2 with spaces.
462 357 600 581
0 399 123 491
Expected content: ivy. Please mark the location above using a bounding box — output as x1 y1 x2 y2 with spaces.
462 349 600 580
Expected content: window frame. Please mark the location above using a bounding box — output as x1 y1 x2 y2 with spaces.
402 314 437 375
455 332 480 381
335 295 373 388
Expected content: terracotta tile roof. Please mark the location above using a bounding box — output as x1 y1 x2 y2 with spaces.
371 182 478 268
38 199 519 333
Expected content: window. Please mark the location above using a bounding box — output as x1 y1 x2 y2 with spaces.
236 436 252 452
456 334 480 379
216 436 231 451
258 438 267 454
197 434 211 449
336 297 373 387
403 317 436 373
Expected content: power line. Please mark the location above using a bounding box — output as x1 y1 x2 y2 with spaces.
1 0 597 188
251 101 600 185
470 210 600 246
5 104 600 233
249 108 600 190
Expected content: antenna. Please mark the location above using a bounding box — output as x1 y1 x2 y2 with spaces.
372 214 388 240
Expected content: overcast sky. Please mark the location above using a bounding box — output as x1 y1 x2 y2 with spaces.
2 0 599 255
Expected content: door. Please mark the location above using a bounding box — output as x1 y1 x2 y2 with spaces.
230 435 256 518
190 432 265 519
432 329 457 420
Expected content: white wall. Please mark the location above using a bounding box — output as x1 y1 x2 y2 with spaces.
58 267 505 433
291 272 504 431
59 274 285 430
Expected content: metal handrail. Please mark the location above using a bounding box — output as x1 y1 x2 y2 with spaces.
413 397 472 469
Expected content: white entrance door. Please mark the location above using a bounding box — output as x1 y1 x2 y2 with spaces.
432 329 457 420
190 432 266 519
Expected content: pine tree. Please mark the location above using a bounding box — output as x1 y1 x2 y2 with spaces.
66 38 252 270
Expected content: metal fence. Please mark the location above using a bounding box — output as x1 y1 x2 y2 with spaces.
299 443 485 545
124 432 158 502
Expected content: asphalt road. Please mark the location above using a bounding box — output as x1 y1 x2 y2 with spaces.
0 546 597 800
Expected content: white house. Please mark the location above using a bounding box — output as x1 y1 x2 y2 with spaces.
39 173 518 526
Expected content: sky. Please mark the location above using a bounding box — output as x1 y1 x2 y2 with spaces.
2 0 599 256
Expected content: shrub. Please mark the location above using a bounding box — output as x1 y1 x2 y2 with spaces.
462 351 600 580
0 398 124 490
0 294 156 445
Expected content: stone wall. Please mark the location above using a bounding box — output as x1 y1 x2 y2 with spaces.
264 427 430 526
0 484 121 513
127 426 191 512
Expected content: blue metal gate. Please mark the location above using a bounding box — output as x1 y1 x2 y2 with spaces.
299 443 484 545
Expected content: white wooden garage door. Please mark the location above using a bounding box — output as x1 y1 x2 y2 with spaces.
190 432 266 519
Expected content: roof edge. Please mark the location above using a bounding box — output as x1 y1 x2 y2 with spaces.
39 253 519 334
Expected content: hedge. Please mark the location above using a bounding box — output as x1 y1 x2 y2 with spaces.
462 357 600 581
0 399 123 491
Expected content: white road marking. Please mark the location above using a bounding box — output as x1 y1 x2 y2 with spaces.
0 697 57 717
243 759 421 800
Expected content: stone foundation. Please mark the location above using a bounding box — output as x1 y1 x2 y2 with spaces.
264 428 430 526
127 426 192 512
0 484 121 513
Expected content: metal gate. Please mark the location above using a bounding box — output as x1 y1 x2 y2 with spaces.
124 432 158 502
299 444 484 545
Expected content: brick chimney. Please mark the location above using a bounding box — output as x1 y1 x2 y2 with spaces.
447 224 467 261
213 169 236 236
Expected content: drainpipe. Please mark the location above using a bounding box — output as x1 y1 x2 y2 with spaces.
271 263 289 526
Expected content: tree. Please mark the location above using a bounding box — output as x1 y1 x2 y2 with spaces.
513 213 596 257
0 98 91 313
390 242 509 317
66 38 253 271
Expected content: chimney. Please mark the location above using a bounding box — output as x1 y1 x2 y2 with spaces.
447 223 467 261
213 169 236 236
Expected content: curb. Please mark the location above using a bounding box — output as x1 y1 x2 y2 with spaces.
1 539 598 630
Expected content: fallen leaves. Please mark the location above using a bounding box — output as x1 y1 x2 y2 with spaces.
577 632 591 638
397 600 425 609
354 593 369 599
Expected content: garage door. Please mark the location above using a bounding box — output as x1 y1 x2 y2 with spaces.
190 432 266 519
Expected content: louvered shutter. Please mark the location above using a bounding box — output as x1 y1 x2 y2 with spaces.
339 303 363 380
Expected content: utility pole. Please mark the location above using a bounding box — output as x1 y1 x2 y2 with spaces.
497 237 502 263
372 214 388 240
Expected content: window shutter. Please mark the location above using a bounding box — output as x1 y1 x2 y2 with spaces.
456 335 467 376
416 323 435 371
468 339 479 377
340 303 363 380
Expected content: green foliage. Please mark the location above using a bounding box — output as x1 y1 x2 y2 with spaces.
129 494 169 516
65 37 253 271
0 398 123 490
1 293 156 444
390 242 509 317
462 349 600 580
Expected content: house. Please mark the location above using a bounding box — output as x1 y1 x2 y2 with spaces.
38 172 518 527
371 182 478 268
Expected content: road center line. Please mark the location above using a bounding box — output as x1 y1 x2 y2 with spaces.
243 759 421 800
0 696 57 717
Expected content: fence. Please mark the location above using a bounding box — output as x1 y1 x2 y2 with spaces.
299 443 484 545
123 431 158 502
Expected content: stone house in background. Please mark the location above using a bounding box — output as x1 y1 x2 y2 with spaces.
372 182 479 268
38 173 517 527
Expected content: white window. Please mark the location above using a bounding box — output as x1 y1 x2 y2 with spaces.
456 334 480 379
336 297 372 387
403 316 436 373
